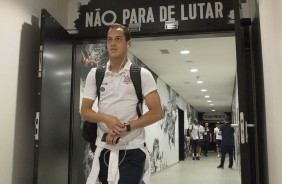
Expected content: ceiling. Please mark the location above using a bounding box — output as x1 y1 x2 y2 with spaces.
129 34 237 113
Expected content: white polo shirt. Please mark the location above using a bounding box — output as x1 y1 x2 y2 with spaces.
199 125 204 139
83 59 158 145
188 124 200 140
214 127 222 140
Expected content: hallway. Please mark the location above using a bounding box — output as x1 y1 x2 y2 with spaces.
151 152 241 184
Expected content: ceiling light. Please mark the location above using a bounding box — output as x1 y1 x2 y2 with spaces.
207 100 212 103
180 50 190 54
204 95 210 98
197 81 204 84
190 68 198 73
201 89 207 92
212 109 216 112
209 104 214 106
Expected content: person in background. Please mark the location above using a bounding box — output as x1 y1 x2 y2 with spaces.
81 23 163 184
189 119 201 160
203 122 212 157
217 116 234 169
214 122 222 158
198 122 205 157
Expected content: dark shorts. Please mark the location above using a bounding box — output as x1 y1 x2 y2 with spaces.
198 139 204 147
190 139 199 148
216 139 222 147
98 148 146 184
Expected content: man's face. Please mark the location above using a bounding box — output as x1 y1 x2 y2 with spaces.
107 28 129 59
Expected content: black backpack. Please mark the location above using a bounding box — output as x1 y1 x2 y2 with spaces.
82 64 143 152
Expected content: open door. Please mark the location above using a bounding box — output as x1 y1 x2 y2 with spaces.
33 9 73 184
234 1 262 183
178 108 185 161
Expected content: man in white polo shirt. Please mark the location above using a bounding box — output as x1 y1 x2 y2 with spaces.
189 119 202 160
81 23 162 184
214 122 222 158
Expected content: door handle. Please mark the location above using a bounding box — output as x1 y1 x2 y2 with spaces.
240 112 255 143
247 123 255 127
240 112 245 144
231 124 239 128
245 121 255 143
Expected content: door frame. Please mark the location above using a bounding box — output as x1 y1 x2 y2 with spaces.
233 0 268 183
178 108 185 161
36 0 269 182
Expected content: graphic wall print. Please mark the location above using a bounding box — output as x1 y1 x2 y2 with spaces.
184 135 191 158
161 87 177 148
72 41 108 183
150 138 165 172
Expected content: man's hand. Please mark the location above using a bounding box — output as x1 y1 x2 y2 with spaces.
104 116 125 136
105 133 121 145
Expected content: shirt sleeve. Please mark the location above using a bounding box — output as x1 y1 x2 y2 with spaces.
140 68 158 97
188 125 192 130
83 68 97 100
199 126 205 133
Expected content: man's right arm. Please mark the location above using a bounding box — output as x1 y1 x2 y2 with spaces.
80 98 125 136
81 98 103 123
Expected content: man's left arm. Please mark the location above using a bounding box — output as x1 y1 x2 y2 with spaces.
218 126 222 135
128 90 162 130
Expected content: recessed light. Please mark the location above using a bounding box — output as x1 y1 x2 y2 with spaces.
180 50 190 54
204 95 210 98
201 89 207 92
207 100 212 103
190 68 198 73
197 81 204 84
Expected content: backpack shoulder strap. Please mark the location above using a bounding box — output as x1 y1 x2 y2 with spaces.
95 65 106 100
130 64 143 117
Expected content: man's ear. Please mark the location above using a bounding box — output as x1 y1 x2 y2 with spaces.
127 40 132 48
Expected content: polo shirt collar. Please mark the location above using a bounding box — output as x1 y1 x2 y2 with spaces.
105 59 132 74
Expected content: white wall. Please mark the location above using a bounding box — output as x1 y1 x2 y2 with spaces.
259 0 282 183
0 1 68 183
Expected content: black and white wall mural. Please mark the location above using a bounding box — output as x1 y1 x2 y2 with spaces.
73 41 108 183
161 86 177 148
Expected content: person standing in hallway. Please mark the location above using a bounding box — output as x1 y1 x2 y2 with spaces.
189 119 201 160
217 116 234 169
198 122 205 157
81 23 163 184
203 122 212 157
214 122 222 158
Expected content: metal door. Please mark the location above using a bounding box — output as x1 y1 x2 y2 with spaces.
33 9 73 184
233 0 267 183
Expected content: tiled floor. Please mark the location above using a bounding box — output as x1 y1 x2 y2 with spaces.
151 152 241 184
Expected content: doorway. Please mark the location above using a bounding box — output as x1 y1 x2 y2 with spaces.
35 0 268 181
129 34 240 183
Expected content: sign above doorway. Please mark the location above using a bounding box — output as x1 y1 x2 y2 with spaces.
73 0 234 38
